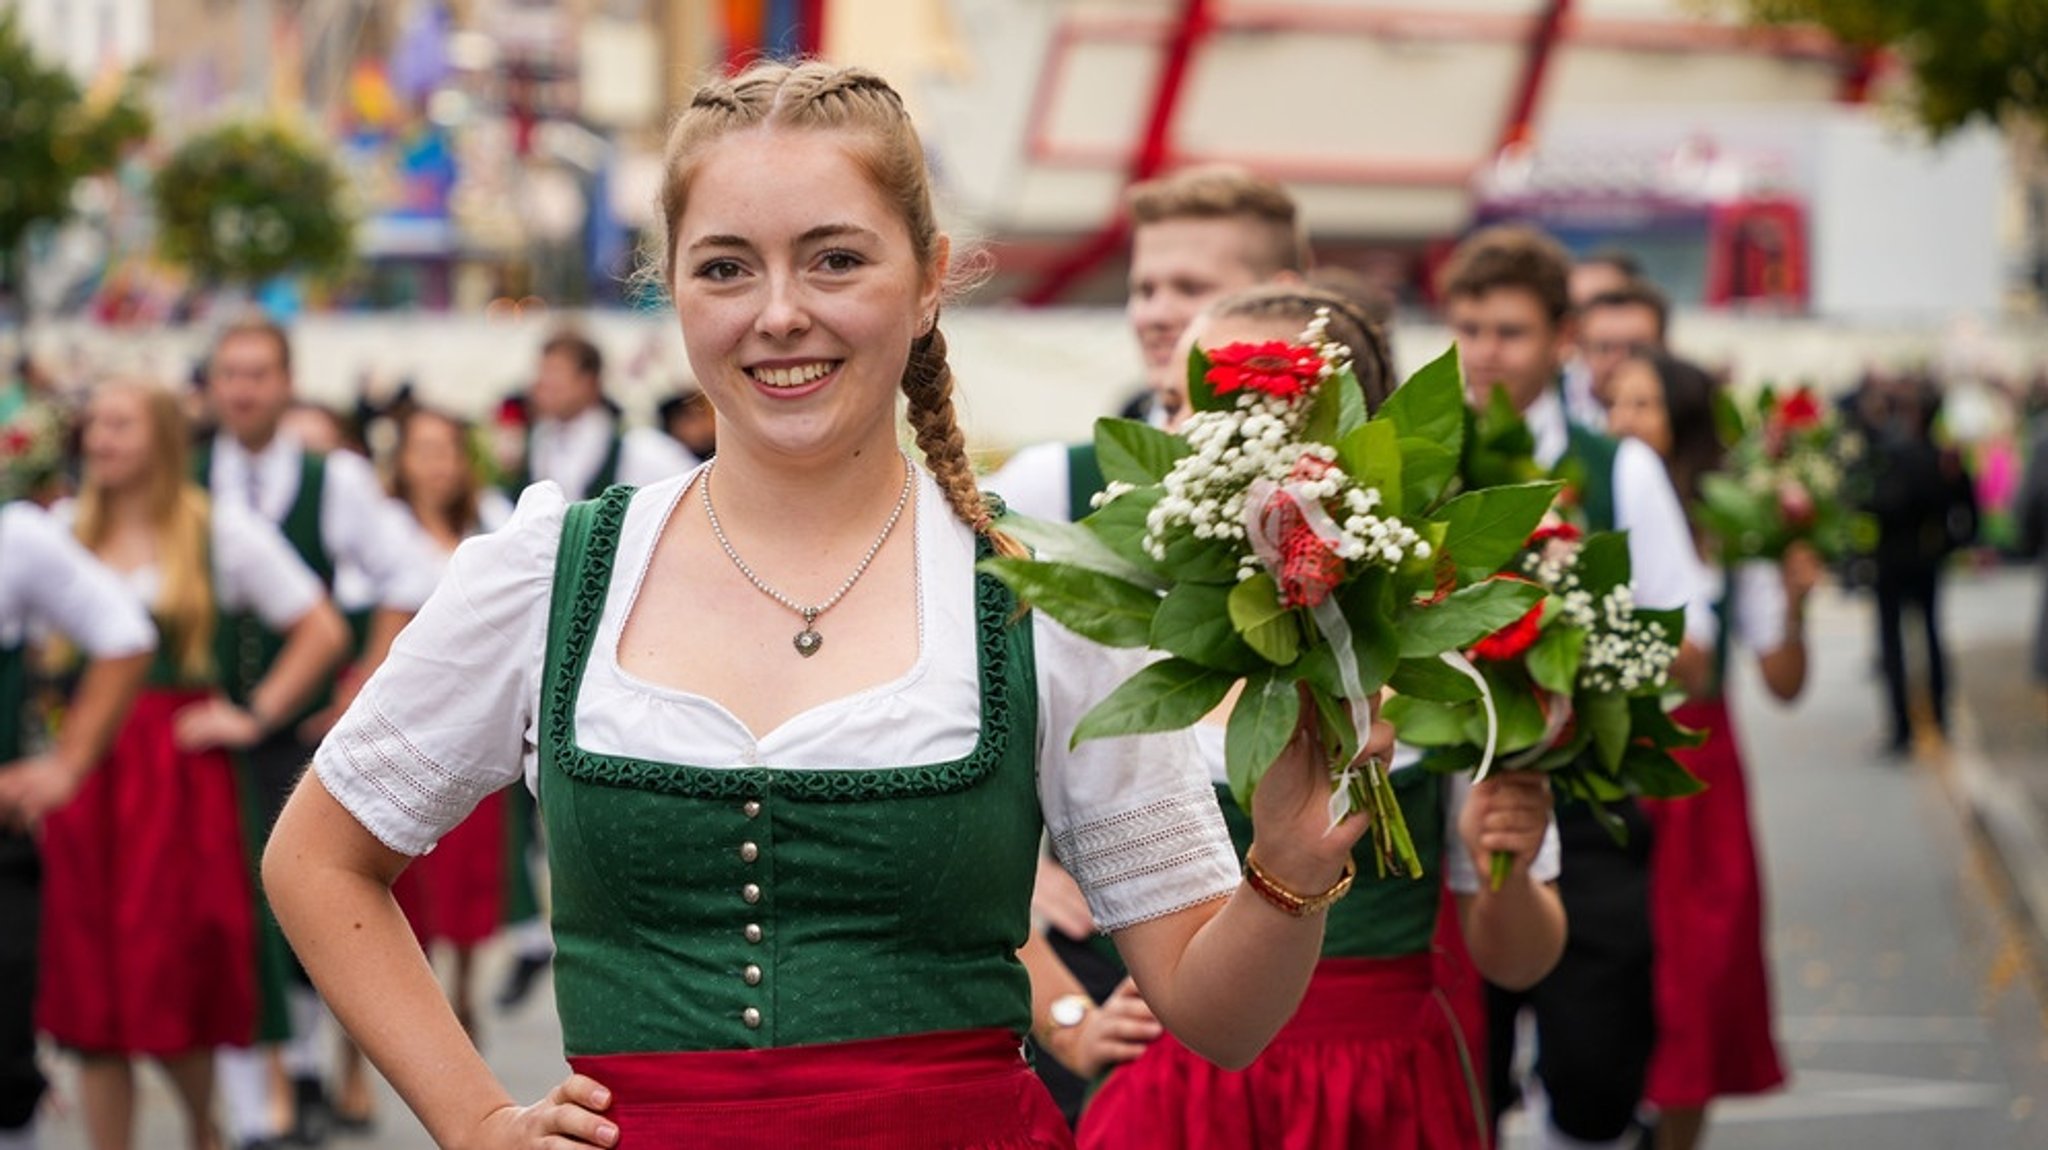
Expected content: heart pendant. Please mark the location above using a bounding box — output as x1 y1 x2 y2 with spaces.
794 629 823 657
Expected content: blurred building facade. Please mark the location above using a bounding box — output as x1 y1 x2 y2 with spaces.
2 0 2039 324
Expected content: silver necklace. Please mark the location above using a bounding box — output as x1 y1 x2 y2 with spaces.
701 454 914 658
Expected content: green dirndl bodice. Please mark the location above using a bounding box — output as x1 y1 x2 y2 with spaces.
537 486 1045 1055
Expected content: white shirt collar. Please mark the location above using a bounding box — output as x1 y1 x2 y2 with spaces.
212 430 306 522
531 407 618 494
1524 385 1570 470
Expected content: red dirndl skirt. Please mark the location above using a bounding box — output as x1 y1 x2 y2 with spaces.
37 689 257 1053
394 789 504 948
1078 956 1488 1150
567 1028 1073 1149
1638 696 1786 1107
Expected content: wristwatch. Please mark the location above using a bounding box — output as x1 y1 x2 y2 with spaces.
1043 993 1093 1039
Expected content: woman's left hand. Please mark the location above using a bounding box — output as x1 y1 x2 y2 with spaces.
1780 540 1823 611
1245 686 1394 894
173 698 264 752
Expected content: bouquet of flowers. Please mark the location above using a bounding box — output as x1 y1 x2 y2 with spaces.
0 384 65 504
1698 385 1869 561
983 316 1563 877
1386 520 1703 886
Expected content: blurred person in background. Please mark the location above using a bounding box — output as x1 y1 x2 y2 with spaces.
2015 403 2048 692
0 495 153 1150
1865 377 1976 755
658 386 717 461
1073 284 1565 1150
1561 249 1648 430
39 381 348 1150
1579 280 1670 416
1441 224 1713 1150
198 317 439 1149
1605 352 1814 1150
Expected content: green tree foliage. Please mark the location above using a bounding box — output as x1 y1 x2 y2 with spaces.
0 10 151 293
1738 0 2048 135
151 121 354 286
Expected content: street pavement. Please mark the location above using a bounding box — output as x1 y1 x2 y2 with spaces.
33 567 2048 1149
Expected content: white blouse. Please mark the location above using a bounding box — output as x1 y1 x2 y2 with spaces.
47 500 327 633
0 502 156 656
314 468 1241 934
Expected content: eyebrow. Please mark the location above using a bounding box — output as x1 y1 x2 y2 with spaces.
687 223 882 252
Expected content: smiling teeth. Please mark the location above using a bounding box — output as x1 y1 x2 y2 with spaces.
753 362 834 388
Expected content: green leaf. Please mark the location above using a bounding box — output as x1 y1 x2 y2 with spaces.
1151 581 1265 673
1303 367 1344 447
1331 569 1401 694
1574 532 1632 599
1186 345 1231 413
1395 579 1545 660
1227 574 1301 666
1388 655 1483 702
1399 439 1459 515
1081 485 1164 570
994 510 1165 590
1628 695 1707 750
1382 694 1475 747
1437 481 1565 581
1070 659 1237 748
1483 679 1551 752
1621 743 1705 798
1333 366 1371 439
1636 606 1687 660
1525 622 1585 696
1381 344 1466 450
1416 742 1483 776
977 558 1159 649
1337 419 1402 518
1094 418 1190 486
1583 690 1631 773
1226 671 1303 810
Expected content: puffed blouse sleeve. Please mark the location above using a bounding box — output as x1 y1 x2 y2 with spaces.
1033 618 1241 933
312 483 565 855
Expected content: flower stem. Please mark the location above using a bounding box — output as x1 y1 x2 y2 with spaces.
1488 850 1513 892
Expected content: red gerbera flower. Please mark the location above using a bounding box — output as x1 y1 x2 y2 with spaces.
1527 522 1581 548
1469 578 1546 662
1205 341 1325 401
1773 388 1823 432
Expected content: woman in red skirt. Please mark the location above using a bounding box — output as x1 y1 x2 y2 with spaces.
38 382 348 1150
1606 353 1814 1150
386 406 516 1030
1065 290 1568 1150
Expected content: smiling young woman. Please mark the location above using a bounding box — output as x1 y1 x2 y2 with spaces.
262 62 1389 1150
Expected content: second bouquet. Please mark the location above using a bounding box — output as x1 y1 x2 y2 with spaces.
984 314 1562 878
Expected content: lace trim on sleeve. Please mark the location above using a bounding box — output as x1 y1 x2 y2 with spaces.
1053 786 1241 934
313 700 502 856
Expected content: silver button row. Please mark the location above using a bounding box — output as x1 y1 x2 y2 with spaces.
744 923 762 944
743 964 762 986
739 841 759 863
741 882 761 905
743 800 762 819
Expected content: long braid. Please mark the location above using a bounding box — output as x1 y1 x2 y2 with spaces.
902 323 1023 558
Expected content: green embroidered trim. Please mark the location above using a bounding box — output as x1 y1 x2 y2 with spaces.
546 485 1022 802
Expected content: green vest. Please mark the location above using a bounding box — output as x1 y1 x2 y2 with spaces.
537 486 1043 1055
509 426 623 501
1214 766 1447 958
196 445 332 708
1065 443 1106 524
1560 424 1619 535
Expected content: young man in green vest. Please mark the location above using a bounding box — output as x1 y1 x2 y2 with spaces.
516 329 699 499
988 166 1306 523
984 166 1307 1122
0 501 155 1150
1440 225 1712 1150
200 315 441 1148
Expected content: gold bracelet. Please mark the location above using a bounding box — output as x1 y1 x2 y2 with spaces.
1242 847 1357 917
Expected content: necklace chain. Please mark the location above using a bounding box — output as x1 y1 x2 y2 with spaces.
701 453 913 656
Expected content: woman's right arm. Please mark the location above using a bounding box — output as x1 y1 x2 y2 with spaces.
265 777 618 1149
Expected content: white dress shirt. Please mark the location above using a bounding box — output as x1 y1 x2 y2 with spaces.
208 432 439 613
314 468 1240 933
527 407 698 496
0 502 156 656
